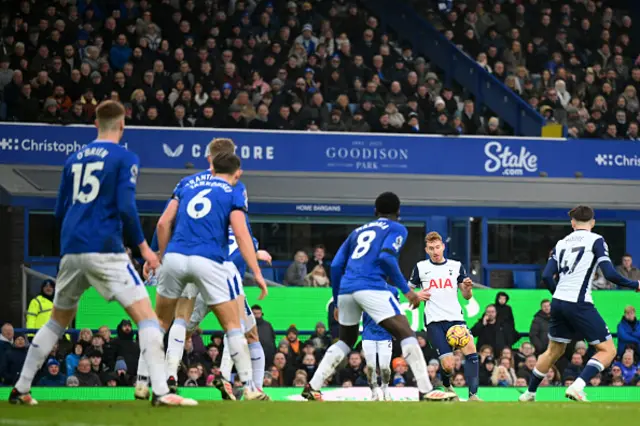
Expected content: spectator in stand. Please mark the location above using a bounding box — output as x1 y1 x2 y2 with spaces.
0 323 14 364
613 254 640 288
26 279 55 333
309 322 332 350
491 365 513 387
479 356 496 386
284 250 308 286
252 305 276 366
471 304 515 354
305 265 330 287
337 352 366 386
111 320 139 377
614 350 639 385
563 352 584 380
65 342 84 378
284 326 302 357
73 357 101 387
529 299 552 355
38 359 66 386
617 306 640 358
0 333 28 385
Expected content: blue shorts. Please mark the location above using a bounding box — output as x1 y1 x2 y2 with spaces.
425 320 467 359
549 299 612 345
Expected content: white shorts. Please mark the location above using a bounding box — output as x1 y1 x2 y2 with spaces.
338 290 402 326
180 283 199 299
362 339 393 371
225 261 244 296
158 253 236 306
54 253 148 310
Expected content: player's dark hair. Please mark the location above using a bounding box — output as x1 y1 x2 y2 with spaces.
541 299 550 306
623 253 632 258
212 151 241 174
375 192 400 216
568 205 594 222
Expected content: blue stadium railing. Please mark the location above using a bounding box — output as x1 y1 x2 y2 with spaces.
366 0 547 136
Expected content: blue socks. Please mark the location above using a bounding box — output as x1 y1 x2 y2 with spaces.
464 353 479 396
527 368 545 393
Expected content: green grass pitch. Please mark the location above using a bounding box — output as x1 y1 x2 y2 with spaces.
2 402 639 426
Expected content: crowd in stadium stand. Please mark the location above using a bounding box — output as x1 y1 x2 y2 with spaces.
420 0 640 139
0 0 637 138
0 0 508 135
1 283 639 388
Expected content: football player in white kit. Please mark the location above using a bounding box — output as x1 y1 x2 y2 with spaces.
519 206 640 402
410 232 480 401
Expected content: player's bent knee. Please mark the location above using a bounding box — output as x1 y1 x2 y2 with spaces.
212 300 241 330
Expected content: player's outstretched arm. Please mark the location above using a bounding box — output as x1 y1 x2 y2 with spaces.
156 199 179 257
230 209 268 299
457 264 473 300
379 253 418 308
54 167 69 228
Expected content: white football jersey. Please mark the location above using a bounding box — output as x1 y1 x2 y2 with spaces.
409 258 466 325
551 230 610 304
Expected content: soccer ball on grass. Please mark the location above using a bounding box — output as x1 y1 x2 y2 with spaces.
445 325 471 349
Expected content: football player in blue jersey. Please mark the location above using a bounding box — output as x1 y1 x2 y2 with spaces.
9 101 196 407
362 286 398 401
154 151 269 401
134 138 270 400
520 206 640 403
302 192 456 401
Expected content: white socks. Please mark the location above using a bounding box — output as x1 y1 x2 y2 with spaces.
15 319 65 393
220 334 233 381
401 337 433 394
165 318 187 380
226 328 255 391
249 342 265 389
138 319 169 396
309 340 350 391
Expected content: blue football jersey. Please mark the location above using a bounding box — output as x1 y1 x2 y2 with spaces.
337 218 408 295
54 141 144 256
362 287 398 341
166 173 247 262
229 226 259 277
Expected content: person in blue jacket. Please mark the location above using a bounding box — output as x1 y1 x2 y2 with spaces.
617 306 640 359
109 34 132 70
0 334 28 385
38 359 67 386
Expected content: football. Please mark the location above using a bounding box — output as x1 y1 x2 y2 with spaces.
446 325 471 349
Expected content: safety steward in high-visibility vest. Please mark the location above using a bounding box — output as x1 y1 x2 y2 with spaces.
26 279 55 333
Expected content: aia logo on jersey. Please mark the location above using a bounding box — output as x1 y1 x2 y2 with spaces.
425 278 454 290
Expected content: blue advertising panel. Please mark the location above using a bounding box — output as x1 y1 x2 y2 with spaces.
1 123 639 179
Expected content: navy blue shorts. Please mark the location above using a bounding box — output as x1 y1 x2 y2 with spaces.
425 320 467 358
549 299 612 345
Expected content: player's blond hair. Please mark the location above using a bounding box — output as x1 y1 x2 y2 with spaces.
425 231 443 244
95 100 125 132
207 138 236 157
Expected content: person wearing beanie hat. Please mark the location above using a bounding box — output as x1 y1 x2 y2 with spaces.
38 358 67 386
295 23 318 56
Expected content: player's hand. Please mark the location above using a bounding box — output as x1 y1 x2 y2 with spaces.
254 273 268 300
417 289 431 301
333 308 339 322
257 250 272 265
462 277 473 290
141 248 160 273
405 291 420 309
